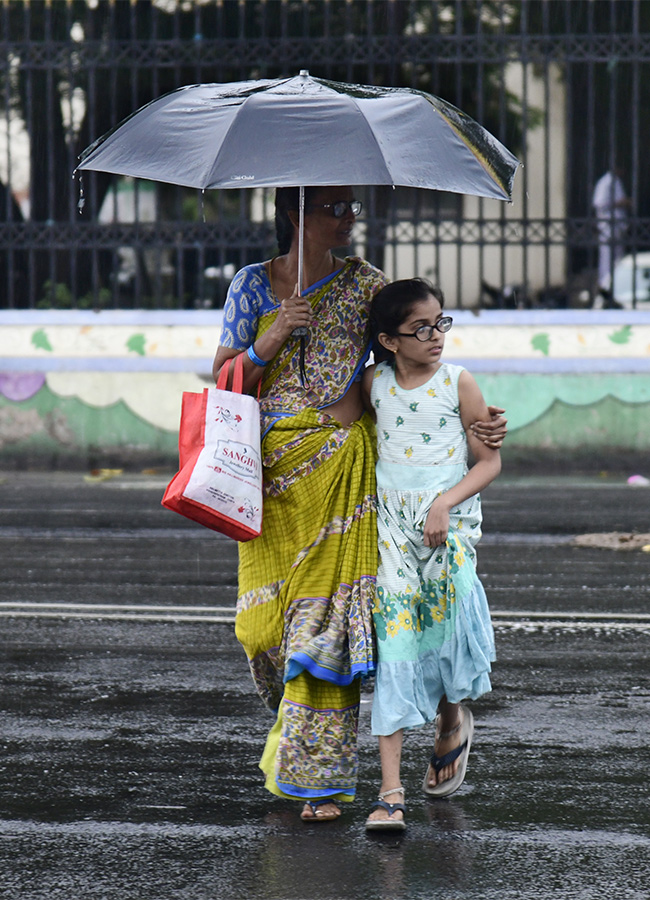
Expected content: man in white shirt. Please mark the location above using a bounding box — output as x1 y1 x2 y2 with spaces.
592 167 630 305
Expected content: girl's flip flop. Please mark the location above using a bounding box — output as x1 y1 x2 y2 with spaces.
365 787 406 832
422 706 474 798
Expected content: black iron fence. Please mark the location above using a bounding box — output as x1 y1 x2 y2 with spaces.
1 0 649 310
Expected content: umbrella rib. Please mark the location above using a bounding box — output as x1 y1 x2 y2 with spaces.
203 79 299 190
344 99 394 188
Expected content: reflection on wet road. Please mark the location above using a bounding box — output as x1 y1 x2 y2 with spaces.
0 474 648 899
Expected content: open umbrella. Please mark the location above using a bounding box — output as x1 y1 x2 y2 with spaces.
77 70 518 197
76 71 519 374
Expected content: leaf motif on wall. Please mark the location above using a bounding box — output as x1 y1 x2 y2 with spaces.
31 329 53 352
608 325 633 345
531 332 550 356
126 334 147 356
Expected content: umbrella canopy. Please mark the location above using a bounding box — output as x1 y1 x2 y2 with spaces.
77 71 519 202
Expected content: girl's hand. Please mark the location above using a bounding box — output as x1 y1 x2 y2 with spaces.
272 283 313 339
423 498 450 548
471 405 507 449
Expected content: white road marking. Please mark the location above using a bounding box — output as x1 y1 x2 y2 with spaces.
1 602 649 630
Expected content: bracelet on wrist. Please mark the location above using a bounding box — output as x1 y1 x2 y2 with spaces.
247 344 269 367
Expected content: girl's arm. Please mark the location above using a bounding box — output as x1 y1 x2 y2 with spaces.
423 369 501 548
360 364 377 419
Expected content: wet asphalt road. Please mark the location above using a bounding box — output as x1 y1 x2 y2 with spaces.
0 471 649 900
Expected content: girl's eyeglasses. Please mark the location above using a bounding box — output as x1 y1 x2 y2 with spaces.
310 200 363 218
396 317 454 341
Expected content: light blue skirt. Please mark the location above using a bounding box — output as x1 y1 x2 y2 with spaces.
371 479 496 736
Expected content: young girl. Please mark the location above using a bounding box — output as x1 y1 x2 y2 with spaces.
361 278 501 831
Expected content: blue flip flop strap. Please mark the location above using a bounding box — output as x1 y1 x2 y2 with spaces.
305 799 339 811
429 738 468 773
370 799 406 815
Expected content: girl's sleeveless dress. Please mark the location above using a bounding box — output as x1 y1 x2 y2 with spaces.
370 361 496 736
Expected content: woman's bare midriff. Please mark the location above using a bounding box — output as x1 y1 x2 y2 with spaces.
323 381 365 427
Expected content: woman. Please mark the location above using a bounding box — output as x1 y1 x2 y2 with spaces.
212 185 505 822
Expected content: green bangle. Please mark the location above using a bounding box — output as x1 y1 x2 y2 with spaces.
247 344 268 367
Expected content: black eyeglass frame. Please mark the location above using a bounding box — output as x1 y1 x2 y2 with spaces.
395 317 454 341
309 200 363 218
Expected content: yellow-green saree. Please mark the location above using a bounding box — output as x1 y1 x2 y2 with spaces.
234 256 387 802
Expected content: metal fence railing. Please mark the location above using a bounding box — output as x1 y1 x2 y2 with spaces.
1 0 649 310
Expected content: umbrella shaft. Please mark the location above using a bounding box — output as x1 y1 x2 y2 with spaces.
297 185 305 297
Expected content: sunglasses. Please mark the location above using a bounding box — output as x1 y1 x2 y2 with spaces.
309 200 363 218
395 317 454 341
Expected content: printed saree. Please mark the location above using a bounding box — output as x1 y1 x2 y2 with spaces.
234 257 387 801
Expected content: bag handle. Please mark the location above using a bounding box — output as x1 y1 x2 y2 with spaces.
216 354 242 392
215 353 261 399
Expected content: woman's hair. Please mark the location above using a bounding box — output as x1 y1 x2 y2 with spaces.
369 277 445 363
274 186 322 255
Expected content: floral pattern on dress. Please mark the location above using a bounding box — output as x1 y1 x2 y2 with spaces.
369 362 494 735
371 539 465 643
371 362 467 470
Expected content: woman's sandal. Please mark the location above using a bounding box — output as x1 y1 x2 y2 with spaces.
300 799 341 823
365 787 406 832
422 705 474 799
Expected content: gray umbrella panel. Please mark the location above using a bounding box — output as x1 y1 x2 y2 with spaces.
77 73 519 201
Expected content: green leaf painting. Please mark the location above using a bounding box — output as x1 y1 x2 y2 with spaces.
531 332 550 356
126 333 147 356
608 325 633 345
31 329 53 352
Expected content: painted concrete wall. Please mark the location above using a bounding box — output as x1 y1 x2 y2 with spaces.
1 309 649 468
